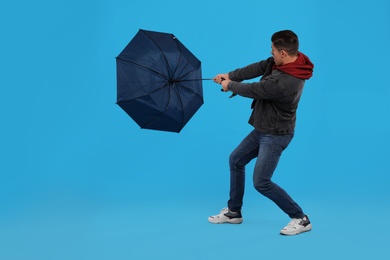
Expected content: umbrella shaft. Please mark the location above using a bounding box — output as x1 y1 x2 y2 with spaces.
179 78 213 82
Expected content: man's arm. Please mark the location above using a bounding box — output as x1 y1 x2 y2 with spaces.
228 57 273 81
226 75 284 100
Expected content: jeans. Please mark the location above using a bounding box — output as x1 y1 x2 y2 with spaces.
227 129 304 219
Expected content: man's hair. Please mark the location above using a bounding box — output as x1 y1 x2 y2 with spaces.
271 30 299 55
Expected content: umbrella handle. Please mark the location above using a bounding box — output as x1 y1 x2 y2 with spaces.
219 77 225 92
219 78 236 98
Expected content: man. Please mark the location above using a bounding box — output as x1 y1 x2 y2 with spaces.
209 30 314 236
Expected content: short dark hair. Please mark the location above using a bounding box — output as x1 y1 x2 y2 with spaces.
271 30 299 55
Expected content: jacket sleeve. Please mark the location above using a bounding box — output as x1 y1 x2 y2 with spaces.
228 57 273 81
228 74 285 100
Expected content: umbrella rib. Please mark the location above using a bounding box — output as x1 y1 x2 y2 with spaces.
179 61 199 81
171 38 203 84
172 40 185 80
176 60 190 80
117 82 168 104
142 33 174 79
116 57 169 103
141 82 174 130
176 82 203 100
173 84 185 130
172 39 198 82
116 57 168 80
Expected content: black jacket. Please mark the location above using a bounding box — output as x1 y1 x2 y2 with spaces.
228 57 306 135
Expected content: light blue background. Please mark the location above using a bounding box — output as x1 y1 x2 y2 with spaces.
1 0 389 259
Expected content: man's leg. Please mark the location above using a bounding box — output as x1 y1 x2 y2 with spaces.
208 130 259 224
227 130 260 212
252 133 304 219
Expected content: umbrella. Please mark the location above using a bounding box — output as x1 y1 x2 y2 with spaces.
116 29 208 133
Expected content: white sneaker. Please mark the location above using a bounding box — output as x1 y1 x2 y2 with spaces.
208 208 243 224
280 215 312 235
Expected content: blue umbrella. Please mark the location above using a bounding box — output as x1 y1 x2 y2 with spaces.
116 29 209 133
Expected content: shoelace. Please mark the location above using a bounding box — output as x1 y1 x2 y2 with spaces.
287 218 302 226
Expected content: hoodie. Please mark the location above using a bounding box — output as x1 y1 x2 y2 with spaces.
273 52 314 80
227 53 314 134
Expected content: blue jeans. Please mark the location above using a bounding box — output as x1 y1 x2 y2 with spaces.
227 129 304 219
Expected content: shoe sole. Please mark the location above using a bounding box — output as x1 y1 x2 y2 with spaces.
280 224 312 236
208 218 243 224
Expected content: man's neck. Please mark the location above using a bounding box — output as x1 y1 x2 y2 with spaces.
281 55 298 66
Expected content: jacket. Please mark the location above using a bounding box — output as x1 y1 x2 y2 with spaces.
227 54 313 135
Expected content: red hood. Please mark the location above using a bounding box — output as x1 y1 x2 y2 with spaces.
273 52 314 80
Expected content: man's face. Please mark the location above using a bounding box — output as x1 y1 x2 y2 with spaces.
271 43 283 66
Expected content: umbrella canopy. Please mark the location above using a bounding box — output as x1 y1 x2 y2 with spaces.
116 29 204 133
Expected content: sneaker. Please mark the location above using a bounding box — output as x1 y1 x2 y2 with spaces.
280 215 312 235
208 208 243 224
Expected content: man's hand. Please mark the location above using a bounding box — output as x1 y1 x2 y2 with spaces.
213 73 231 92
221 78 231 92
213 74 229 84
